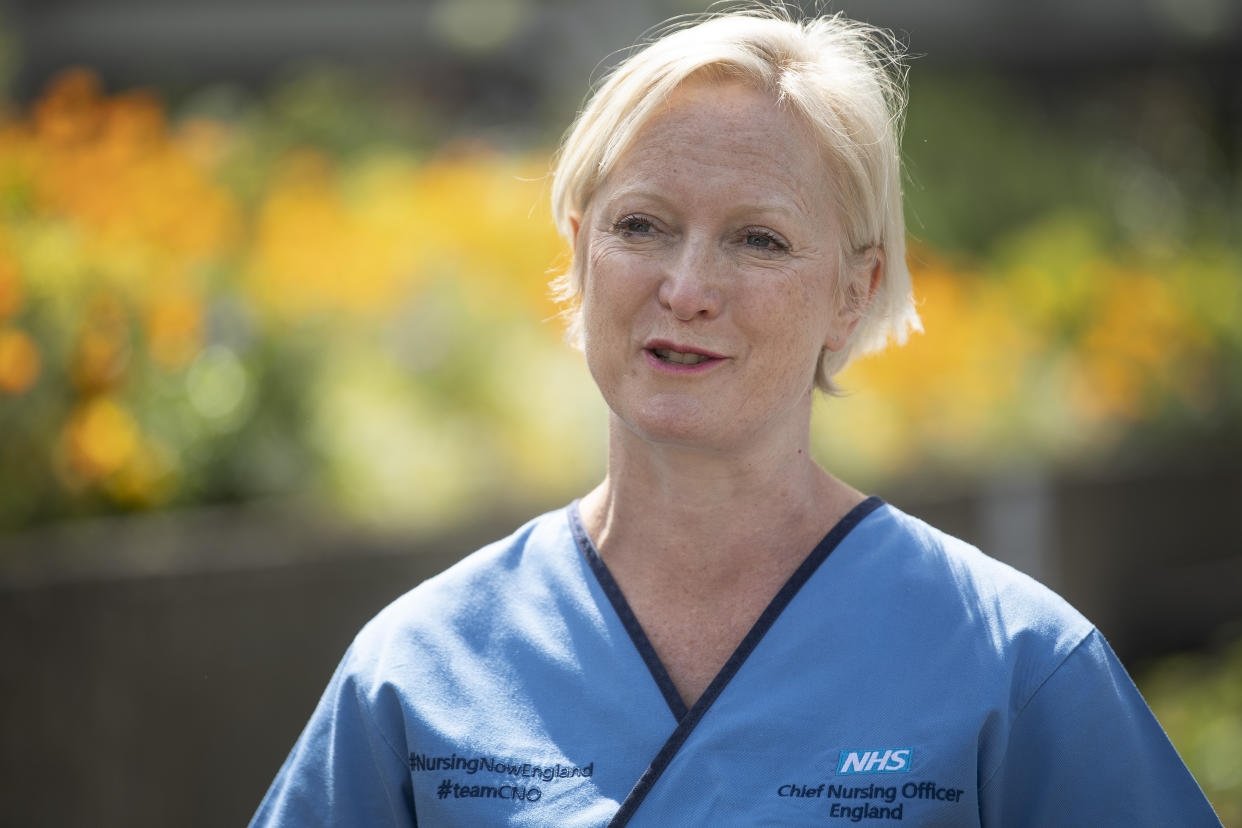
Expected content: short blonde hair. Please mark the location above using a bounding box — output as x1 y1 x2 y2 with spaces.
550 5 921 392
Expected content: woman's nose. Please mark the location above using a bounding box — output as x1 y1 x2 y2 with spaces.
657 241 723 321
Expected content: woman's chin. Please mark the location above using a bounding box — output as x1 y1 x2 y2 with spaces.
612 399 745 454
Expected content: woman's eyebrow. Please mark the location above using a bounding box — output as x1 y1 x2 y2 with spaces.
598 188 808 222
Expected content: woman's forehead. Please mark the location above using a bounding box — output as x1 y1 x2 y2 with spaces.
593 80 832 219
637 79 817 161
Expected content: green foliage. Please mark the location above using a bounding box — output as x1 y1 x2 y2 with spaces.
903 70 1239 258
1139 636 1242 825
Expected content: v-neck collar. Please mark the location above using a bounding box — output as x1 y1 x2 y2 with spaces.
567 495 885 827
568 504 689 720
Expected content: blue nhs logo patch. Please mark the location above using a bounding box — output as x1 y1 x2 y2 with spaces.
836 748 913 775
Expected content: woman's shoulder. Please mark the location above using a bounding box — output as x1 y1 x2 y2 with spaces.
336 504 586 677
373 505 576 625
852 500 1096 668
867 500 1086 611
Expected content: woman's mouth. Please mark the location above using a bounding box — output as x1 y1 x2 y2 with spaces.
652 348 712 365
643 341 727 371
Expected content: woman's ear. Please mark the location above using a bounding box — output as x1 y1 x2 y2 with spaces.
825 247 883 352
568 213 582 255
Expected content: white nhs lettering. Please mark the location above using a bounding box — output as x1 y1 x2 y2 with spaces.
839 751 873 774
836 748 913 775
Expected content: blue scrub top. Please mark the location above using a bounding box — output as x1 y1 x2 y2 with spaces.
250 498 1222 826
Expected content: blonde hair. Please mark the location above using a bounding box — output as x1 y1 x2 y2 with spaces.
550 4 921 392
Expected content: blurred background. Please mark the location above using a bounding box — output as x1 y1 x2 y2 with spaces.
0 0 1239 824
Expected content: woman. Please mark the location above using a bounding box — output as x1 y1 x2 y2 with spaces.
252 8 1220 826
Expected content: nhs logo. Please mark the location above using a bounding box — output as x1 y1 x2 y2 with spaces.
836 747 913 775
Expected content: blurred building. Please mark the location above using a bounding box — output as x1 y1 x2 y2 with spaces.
3 0 1240 119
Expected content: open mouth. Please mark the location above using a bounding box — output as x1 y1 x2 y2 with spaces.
652 348 714 365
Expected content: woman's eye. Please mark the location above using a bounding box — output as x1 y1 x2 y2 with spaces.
744 230 787 251
615 215 655 235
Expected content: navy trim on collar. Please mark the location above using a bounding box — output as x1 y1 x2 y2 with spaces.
569 495 886 827
569 503 689 722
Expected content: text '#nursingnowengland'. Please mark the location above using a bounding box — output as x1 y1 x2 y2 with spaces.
409 752 594 784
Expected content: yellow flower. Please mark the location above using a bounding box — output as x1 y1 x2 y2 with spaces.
410 149 567 323
62 396 140 481
106 438 178 507
245 150 431 322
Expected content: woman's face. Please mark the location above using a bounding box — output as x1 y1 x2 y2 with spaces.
576 79 857 454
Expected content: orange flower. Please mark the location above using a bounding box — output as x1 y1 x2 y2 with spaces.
25 69 239 266
0 248 21 318
100 88 166 158
144 289 204 369
71 293 131 393
33 68 105 146
0 328 41 394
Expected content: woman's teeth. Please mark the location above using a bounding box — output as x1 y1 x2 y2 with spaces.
654 349 710 365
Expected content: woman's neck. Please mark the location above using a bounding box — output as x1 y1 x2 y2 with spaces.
579 415 864 580
577 413 868 709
